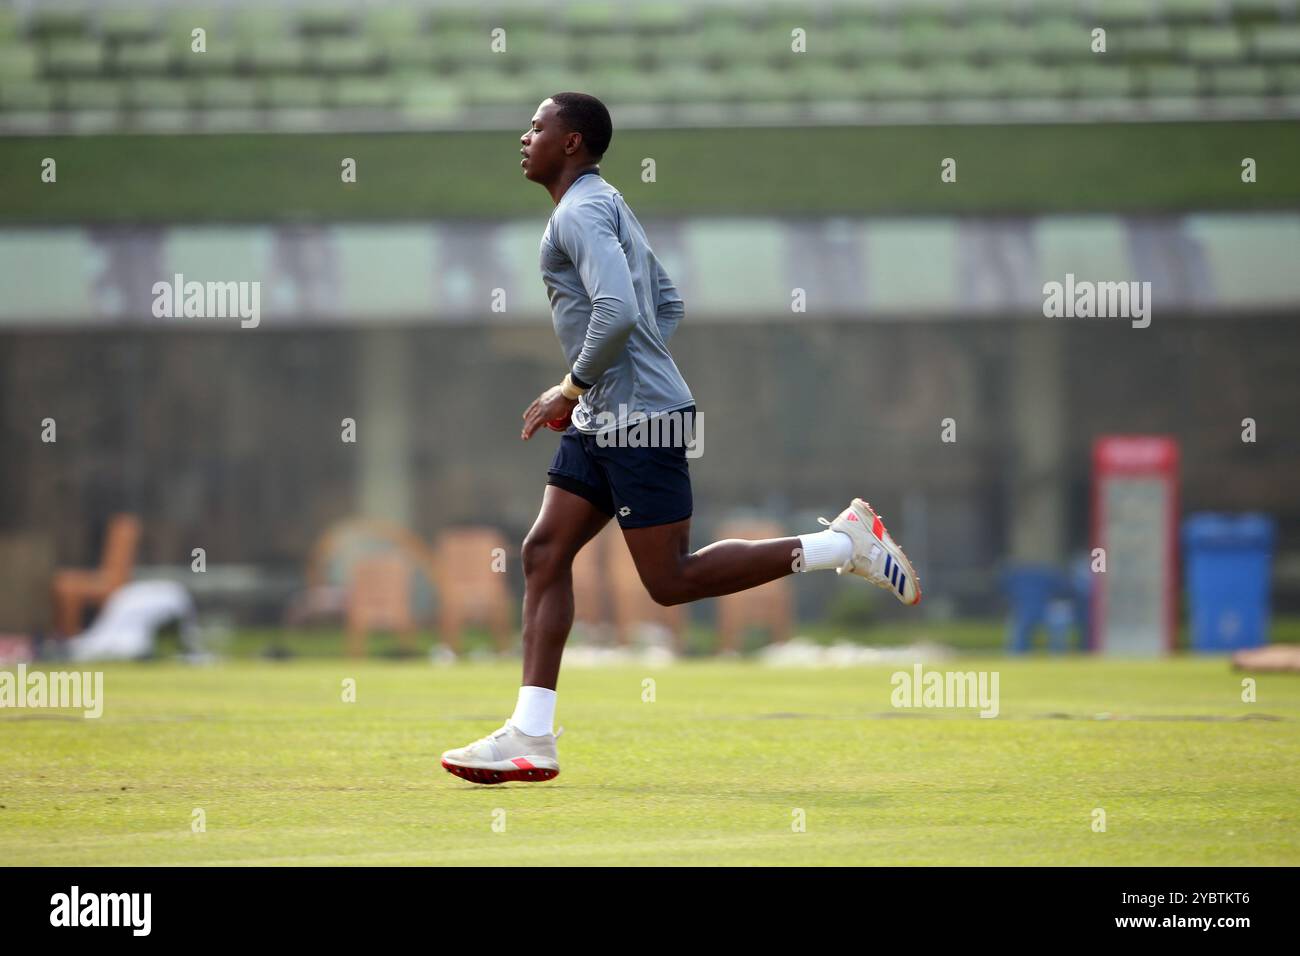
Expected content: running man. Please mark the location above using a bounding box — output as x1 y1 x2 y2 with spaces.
441 93 920 785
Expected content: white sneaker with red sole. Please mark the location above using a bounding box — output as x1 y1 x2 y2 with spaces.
820 498 922 606
440 721 561 785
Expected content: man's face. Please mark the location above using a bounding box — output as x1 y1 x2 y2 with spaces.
519 99 572 183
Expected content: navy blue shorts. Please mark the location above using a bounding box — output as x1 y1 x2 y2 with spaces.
546 407 696 529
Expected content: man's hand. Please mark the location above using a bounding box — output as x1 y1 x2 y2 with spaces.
521 386 578 440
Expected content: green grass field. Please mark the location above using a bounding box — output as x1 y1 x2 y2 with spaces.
2 654 1297 866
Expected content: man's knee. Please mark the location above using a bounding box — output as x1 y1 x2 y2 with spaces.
521 531 571 581
643 573 690 607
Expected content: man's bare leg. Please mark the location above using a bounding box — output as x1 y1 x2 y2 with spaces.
621 518 799 607
519 484 611 689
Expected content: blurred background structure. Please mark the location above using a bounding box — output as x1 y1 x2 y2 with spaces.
0 0 1297 659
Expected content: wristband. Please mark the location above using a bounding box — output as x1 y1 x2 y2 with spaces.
560 373 588 401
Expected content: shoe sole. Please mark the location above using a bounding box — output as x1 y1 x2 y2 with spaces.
855 499 922 607
441 758 559 785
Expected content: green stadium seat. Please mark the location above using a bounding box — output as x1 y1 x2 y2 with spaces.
764 1 824 25
1144 96 1203 117
699 0 758 31
168 10 240 73
382 36 436 70
114 38 172 74
334 77 401 109
264 77 329 109
716 65 798 104
573 31 640 69
1183 27 1247 63
232 9 289 44
656 65 721 103
827 24 904 64
788 63 867 101
1160 0 1223 21
432 27 496 69
45 39 106 76
1033 17 1092 59
738 23 812 69
1209 65 1271 95
503 27 573 64
0 0 1283 124
861 64 933 99
996 61 1070 99
364 5 428 47
596 66 669 104
101 8 160 41
1118 26 1177 59
27 10 90 38
901 18 975 60
431 4 487 31
631 2 690 34
126 78 193 110
246 38 307 73
0 81 55 111
1231 0 1287 18
1069 64 1136 97
693 23 760 67
564 2 621 33
1144 64 1202 96
1251 25 1300 59
198 78 260 109
459 69 533 107
312 37 379 74
967 18 1037 58
63 79 124 111
1278 64 1300 93
499 4 554 29
401 80 463 122
511 68 575 106
931 63 1004 99
644 31 691 67
297 8 357 37
0 44 39 80
1093 0 1161 25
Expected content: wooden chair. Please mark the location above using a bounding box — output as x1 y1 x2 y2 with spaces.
345 553 417 658
50 513 141 637
714 519 793 653
435 527 513 654
292 517 438 631
608 529 685 653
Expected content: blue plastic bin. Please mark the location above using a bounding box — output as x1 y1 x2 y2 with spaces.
1182 513 1276 652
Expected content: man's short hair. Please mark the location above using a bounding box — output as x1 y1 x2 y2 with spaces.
549 92 613 160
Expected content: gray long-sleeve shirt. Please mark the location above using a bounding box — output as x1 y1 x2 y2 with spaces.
539 170 694 434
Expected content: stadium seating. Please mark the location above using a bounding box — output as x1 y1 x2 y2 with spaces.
0 0 1297 130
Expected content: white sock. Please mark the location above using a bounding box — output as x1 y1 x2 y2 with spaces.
796 529 853 572
510 685 556 737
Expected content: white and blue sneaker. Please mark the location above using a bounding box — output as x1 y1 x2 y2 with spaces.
820 498 922 606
